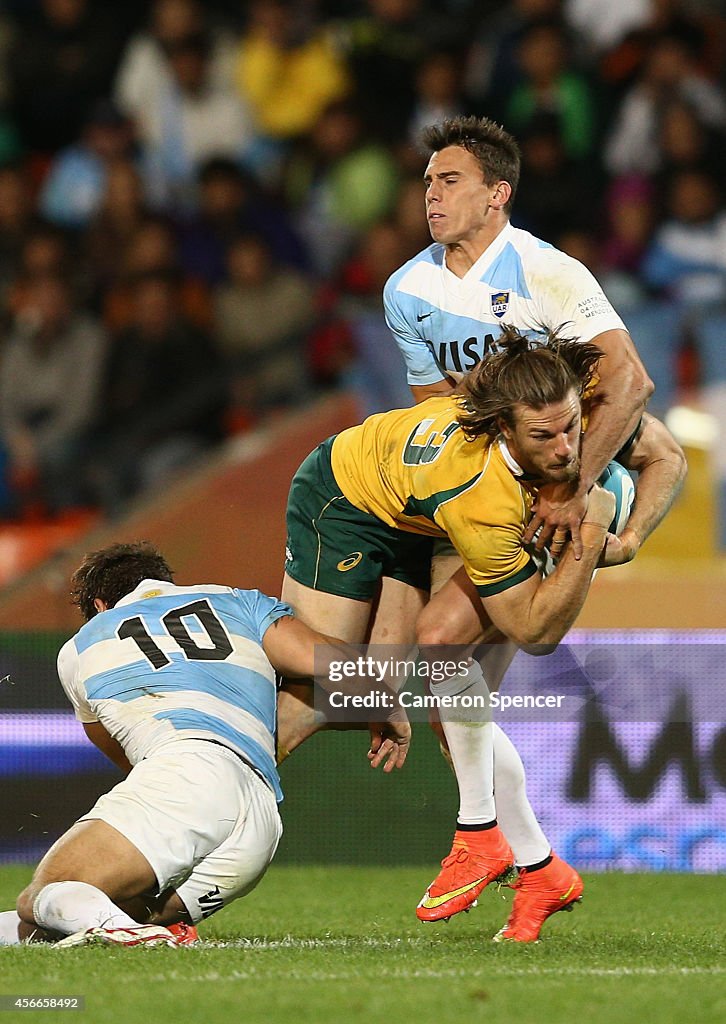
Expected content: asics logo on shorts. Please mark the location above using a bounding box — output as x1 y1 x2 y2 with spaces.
337 552 363 572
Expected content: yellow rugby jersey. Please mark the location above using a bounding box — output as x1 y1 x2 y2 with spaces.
330 397 538 595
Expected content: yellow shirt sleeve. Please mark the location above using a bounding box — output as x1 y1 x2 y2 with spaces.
434 475 537 596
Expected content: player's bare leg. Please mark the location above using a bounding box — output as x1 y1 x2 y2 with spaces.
281 573 374 642
277 573 425 761
4 822 193 946
18 818 157 912
15 819 176 945
367 576 428 647
277 571 374 759
281 571 426 645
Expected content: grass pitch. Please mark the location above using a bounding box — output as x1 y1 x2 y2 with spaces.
0 866 723 1024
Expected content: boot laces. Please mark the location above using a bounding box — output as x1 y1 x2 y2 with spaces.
440 846 470 869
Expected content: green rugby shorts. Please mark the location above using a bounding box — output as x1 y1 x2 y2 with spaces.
284 437 433 600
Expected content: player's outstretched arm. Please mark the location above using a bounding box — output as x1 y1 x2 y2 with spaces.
262 613 329 679
264 616 411 772
599 412 687 567
482 486 615 648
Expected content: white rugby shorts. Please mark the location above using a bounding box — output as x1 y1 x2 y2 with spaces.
80 739 282 923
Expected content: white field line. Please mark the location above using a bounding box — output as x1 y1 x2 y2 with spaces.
135 965 726 982
195 935 726 964
46 936 726 978
63 935 722 980
200 936 420 950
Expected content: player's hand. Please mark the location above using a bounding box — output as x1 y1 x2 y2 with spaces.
523 481 588 560
367 718 411 772
583 483 616 532
597 527 640 567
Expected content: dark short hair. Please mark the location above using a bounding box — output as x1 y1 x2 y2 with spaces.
422 116 521 212
70 542 174 621
457 325 602 440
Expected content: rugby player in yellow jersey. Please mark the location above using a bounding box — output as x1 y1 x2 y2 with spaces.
277 328 686 940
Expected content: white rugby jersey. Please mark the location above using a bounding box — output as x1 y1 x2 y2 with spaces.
384 222 626 386
58 580 292 801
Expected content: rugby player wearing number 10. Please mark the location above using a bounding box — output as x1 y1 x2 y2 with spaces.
1 544 408 948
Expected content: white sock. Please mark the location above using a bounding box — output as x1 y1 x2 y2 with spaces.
492 724 551 867
33 881 139 936
431 661 495 824
0 910 23 945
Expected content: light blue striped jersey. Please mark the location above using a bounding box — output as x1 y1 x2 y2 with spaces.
57 580 292 801
384 222 625 386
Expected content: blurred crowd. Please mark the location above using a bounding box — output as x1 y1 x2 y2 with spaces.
0 0 725 527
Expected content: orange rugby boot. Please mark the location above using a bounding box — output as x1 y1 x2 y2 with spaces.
416 826 514 922
493 852 583 943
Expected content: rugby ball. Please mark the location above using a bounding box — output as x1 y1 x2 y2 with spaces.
597 461 635 535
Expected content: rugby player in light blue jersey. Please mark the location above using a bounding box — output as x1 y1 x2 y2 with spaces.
3 543 408 948
384 115 654 559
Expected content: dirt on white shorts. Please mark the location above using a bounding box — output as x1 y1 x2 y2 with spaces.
80 739 282 923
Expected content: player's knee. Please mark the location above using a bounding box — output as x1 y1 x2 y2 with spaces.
416 600 478 648
415 612 449 648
